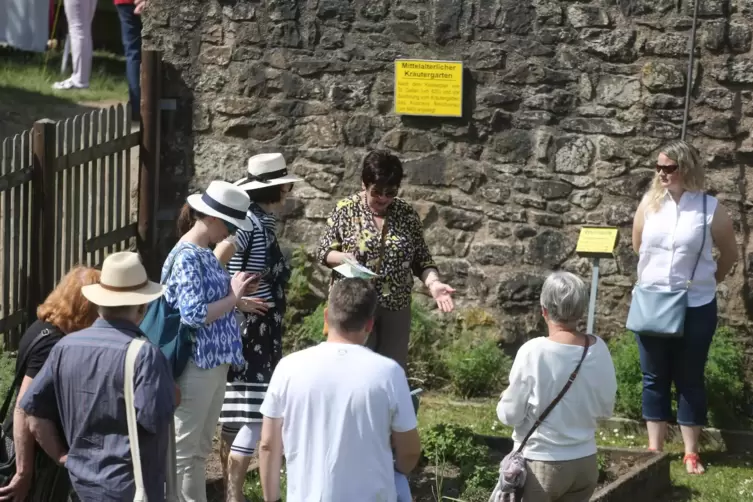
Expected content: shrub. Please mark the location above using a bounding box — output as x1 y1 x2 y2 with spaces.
445 339 511 398
609 333 643 420
610 327 752 429
705 327 751 428
284 304 326 354
421 423 498 493
407 299 451 388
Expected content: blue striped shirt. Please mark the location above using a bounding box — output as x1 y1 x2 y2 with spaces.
226 205 276 300
19 319 175 501
162 242 245 369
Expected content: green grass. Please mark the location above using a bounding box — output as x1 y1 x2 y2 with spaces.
0 49 129 104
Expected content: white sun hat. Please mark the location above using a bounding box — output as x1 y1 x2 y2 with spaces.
233 153 302 191
186 181 253 231
81 252 165 307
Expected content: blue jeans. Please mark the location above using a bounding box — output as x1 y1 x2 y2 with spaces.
636 298 718 426
116 4 142 120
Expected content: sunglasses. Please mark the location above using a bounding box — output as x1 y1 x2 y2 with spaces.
223 220 238 235
655 164 679 175
369 187 399 198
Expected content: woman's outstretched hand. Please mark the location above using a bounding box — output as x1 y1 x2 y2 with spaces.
429 281 455 313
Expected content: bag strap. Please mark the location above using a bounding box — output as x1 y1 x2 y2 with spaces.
688 193 707 285
516 338 591 453
241 211 266 272
125 338 147 502
0 327 56 423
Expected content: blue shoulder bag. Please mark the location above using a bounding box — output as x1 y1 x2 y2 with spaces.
626 194 707 338
140 244 204 378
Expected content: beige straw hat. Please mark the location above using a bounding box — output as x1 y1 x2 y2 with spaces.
233 153 302 191
81 252 165 307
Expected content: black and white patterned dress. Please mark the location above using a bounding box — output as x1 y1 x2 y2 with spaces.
219 203 290 426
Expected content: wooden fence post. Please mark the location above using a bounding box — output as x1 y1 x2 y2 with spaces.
29 119 57 318
138 50 162 280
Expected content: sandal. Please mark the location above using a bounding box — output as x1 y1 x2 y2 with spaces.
683 453 705 474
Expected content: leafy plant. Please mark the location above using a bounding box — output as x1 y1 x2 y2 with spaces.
445 339 511 398
422 423 498 498
705 327 751 428
609 333 644 421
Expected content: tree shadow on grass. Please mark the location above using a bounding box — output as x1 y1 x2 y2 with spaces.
0 85 104 138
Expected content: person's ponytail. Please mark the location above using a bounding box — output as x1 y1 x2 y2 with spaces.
177 203 197 237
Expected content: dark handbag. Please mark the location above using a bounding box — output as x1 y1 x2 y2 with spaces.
0 329 57 487
490 339 590 502
626 194 707 338
140 244 204 379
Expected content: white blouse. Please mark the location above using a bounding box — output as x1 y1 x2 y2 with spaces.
637 191 717 307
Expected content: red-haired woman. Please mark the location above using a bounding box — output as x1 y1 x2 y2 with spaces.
0 266 101 502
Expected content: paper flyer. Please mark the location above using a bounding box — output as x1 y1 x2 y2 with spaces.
333 258 379 279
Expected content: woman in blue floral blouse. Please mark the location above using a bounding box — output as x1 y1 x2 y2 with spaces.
163 181 257 502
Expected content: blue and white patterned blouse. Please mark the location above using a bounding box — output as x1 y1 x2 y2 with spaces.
162 242 244 369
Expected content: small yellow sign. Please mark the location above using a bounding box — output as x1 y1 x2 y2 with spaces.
576 227 619 257
394 60 463 117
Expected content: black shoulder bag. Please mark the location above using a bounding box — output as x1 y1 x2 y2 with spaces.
0 328 55 486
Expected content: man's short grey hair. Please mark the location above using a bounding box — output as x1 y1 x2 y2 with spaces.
327 278 378 334
540 271 588 325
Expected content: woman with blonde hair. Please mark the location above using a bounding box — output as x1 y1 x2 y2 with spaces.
630 140 738 474
0 265 100 502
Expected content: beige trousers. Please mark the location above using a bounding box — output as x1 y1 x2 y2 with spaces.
522 454 599 502
365 306 412 370
174 360 229 502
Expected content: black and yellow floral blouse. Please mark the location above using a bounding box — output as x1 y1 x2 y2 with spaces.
316 194 437 311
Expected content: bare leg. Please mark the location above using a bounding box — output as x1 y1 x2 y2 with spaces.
226 454 252 502
680 425 705 474
646 421 668 451
220 438 231 499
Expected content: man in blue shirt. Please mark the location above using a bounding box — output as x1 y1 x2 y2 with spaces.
19 251 176 501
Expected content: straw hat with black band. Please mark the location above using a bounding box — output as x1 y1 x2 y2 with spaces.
233 153 302 192
81 252 165 307
186 181 254 231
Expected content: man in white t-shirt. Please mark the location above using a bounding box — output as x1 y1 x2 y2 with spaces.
258 278 421 502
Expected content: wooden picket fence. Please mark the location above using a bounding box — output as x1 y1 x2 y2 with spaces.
0 104 139 349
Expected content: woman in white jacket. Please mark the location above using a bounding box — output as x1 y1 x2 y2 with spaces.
497 271 617 502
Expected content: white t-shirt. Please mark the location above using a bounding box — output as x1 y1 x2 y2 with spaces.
260 342 418 502
497 336 617 462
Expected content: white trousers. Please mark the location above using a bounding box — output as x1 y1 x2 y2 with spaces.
63 0 97 87
174 361 229 502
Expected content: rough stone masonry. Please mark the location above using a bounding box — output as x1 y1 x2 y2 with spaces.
143 0 753 346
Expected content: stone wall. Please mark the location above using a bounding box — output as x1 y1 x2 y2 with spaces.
143 0 753 343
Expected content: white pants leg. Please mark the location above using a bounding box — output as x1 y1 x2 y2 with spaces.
63 0 97 87
174 361 229 502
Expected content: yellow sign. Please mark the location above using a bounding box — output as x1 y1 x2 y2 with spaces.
576 227 619 257
394 60 463 117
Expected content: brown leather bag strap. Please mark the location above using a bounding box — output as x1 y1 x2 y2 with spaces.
516 337 591 453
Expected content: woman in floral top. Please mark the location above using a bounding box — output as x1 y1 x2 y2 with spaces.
316 150 455 370
164 181 257 502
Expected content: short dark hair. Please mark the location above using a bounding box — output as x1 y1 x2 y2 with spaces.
327 279 378 334
246 184 287 205
361 150 403 188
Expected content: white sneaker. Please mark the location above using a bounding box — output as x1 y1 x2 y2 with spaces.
52 79 88 90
